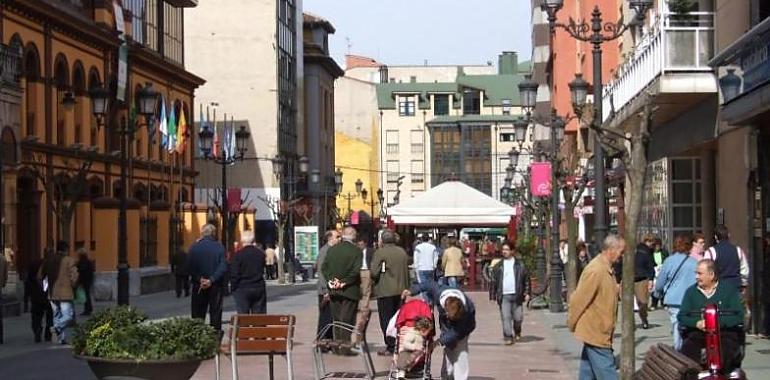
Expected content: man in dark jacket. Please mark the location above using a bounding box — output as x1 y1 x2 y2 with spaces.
321 226 362 344
316 229 341 341
231 230 267 314
490 242 530 344
403 282 476 380
370 229 411 355
172 248 190 298
635 233 656 329
187 224 227 333
26 256 53 343
76 248 95 316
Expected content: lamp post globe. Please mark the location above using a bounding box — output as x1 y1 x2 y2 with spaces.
552 116 566 141
137 83 158 121
542 0 564 12
514 118 529 143
334 168 343 194
376 188 384 204
310 169 321 184
298 155 310 174
719 68 742 103
569 73 589 113
518 74 539 111
355 178 363 194
508 148 520 168
198 125 214 157
235 125 250 157
89 84 109 125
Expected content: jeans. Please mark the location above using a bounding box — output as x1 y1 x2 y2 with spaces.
50 301 75 344
446 276 461 289
667 307 682 350
578 344 618 380
416 270 435 305
233 284 266 314
441 336 469 380
499 294 523 338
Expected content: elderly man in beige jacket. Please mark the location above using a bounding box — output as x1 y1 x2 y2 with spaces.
568 234 625 380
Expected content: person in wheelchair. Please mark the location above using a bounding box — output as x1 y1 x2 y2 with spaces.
678 259 745 375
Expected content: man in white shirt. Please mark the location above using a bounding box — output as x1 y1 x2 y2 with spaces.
491 242 530 345
413 234 439 305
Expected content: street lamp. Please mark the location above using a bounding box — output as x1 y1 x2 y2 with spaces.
360 183 384 243
543 0 653 252
718 69 742 103
90 81 158 305
198 122 250 252
271 153 312 283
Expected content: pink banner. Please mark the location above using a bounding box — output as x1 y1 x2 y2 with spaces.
530 162 552 197
227 188 242 213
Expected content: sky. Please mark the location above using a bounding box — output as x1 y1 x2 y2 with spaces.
303 0 533 68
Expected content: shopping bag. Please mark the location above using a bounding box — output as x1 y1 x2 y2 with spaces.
74 286 87 304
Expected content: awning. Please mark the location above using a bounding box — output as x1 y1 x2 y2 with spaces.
388 181 515 225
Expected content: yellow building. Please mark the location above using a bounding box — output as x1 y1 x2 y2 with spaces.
1 0 208 300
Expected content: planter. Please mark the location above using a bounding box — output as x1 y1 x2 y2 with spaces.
76 355 211 380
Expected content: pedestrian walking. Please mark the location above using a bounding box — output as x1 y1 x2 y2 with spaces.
265 244 277 280
650 237 669 310
653 234 697 350
704 224 749 291
187 224 227 334
634 233 656 329
316 229 341 342
490 242 530 345
172 248 190 297
568 234 625 380
75 248 95 316
441 233 465 289
25 256 53 343
690 232 706 261
321 226 362 347
413 234 439 305
370 229 411 356
231 230 267 314
0 249 7 344
576 241 590 281
354 236 374 344
39 241 78 345
402 281 476 380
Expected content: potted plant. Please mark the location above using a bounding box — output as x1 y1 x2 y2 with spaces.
72 306 219 380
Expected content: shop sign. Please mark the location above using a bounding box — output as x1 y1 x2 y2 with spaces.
740 39 770 94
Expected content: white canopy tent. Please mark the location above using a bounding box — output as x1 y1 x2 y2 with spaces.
388 181 516 225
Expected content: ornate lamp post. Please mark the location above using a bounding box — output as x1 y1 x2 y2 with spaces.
198 124 250 251
542 0 653 249
360 184 384 243
90 82 158 305
338 178 362 222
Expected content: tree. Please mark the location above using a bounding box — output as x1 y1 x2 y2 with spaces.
594 92 655 379
258 195 302 284
207 187 251 247
28 146 96 248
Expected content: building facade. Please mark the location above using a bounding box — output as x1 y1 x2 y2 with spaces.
1 0 203 303
709 0 770 334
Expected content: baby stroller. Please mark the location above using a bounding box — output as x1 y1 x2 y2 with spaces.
386 299 435 380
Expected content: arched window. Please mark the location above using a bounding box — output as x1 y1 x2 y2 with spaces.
54 54 70 146
88 176 104 199
23 43 41 138
72 62 86 145
133 182 147 202
1 127 17 166
87 67 101 147
112 179 123 199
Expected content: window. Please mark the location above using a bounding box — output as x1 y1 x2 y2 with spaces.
145 0 159 51
499 133 515 142
434 94 449 116
462 90 480 115
502 99 512 115
398 96 415 116
410 130 423 153
411 160 424 184
387 160 400 182
163 2 183 64
125 0 145 44
430 124 492 194
386 130 399 154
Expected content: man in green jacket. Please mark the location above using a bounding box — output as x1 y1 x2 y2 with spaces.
322 226 363 344
370 229 411 355
678 259 744 375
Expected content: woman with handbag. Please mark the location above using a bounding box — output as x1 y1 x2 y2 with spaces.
653 234 698 350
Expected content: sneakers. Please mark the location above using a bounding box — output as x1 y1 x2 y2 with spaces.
504 338 514 345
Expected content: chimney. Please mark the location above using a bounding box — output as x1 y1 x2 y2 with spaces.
498 51 518 75
379 65 389 84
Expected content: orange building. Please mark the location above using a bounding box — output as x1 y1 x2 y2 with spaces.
0 0 209 302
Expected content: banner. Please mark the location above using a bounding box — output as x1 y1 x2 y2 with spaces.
294 226 319 262
530 162 552 197
227 188 241 213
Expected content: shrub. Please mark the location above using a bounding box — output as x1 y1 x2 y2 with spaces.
72 306 218 361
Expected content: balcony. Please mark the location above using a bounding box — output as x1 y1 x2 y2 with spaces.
603 12 717 127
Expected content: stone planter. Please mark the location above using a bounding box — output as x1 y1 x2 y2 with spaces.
75 355 210 380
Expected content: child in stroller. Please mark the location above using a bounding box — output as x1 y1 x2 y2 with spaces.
387 299 435 380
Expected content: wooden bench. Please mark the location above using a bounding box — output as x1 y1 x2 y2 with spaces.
215 314 295 380
633 344 701 380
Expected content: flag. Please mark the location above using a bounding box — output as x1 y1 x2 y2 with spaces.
198 104 206 157
167 104 177 152
159 97 168 148
213 113 221 159
176 106 187 154
227 116 236 163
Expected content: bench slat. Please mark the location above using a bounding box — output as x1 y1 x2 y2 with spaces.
234 315 294 327
237 326 290 339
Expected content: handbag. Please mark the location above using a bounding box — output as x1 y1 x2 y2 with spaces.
74 286 87 304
